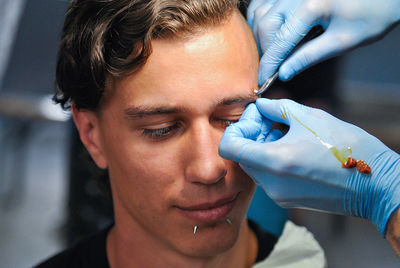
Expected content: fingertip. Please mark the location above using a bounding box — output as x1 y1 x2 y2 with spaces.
240 103 260 122
219 133 258 163
278 64 295 81
279 51 308 81
256 98 290 124
279 32 345 82
255 98 275 116
218 135 232 160
219 127 242 161
256 98 279 119
243 102 257 112
255 97 272 107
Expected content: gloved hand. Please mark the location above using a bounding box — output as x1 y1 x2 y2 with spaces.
219 99 400 236
247 0 400 83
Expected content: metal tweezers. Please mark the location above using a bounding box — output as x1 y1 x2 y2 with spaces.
253 71 279 96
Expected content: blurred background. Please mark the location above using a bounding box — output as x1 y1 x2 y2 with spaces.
0 0 400 267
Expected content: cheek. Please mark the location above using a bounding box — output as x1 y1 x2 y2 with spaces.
104 130 184 207
229 161 257 210
228 160 256 189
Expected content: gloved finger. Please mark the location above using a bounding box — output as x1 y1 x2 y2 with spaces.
265 128 283 142
255 116 276 143
219 104 273 162
257 5 316 84
221 103 273 142
256 98 314 129
237 103 273 130
255 98 293 125
235 139 289 171
247 0 276 29
255 4 285 55
279 29 353 81
250 0 280 55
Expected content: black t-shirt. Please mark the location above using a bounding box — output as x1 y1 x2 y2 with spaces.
34 220 278 268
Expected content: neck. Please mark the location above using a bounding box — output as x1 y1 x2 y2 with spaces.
107 217 258 268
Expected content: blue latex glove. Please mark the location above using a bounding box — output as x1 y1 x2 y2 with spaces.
219 99 400 236
247 0 400 83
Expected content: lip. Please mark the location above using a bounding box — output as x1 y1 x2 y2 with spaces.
175 193 239 223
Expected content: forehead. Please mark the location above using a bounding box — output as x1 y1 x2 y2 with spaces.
104 11 258 113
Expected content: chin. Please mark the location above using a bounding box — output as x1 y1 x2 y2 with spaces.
177 217 243 258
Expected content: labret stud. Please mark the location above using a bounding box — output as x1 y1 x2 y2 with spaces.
194 218 232 235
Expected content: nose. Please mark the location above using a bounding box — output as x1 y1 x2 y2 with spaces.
184 120 227 185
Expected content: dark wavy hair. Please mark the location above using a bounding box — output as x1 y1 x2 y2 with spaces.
54 0 240 111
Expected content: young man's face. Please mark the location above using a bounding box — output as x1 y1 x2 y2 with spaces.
76 10 259 258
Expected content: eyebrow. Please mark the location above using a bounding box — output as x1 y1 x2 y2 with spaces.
124 93 256 120
216 94 257 106
124 106 186 119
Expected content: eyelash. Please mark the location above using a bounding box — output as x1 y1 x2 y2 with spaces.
215 119 238 128
142 123 181 140
141 118 239 140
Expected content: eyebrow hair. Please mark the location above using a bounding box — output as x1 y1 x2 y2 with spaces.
124 93 256 119
217 94 257 106
124 106 186 119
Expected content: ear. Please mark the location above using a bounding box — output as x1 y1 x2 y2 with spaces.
72 104 108 169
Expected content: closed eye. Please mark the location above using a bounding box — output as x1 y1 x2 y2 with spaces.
141 115 241 141
213 118 240 129
141 123 181 140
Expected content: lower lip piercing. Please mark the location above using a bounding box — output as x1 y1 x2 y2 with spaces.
193 218 232 235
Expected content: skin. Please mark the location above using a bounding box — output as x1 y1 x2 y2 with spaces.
72 10 260 268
